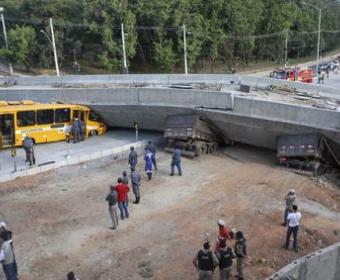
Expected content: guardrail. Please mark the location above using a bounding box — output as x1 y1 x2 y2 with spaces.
0 73 338 100
266 242 340 280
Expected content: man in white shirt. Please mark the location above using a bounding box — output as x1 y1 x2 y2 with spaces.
0 231 17 280
284 205 301 252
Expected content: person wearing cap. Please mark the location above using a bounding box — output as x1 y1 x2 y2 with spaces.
234 231 247 280
105 185 119 230
131 167 141 204
284 204 301 252
282 189 296 227
215 220 232 252
145 140 157 170
128 146 138 171
193 241 219 280
0 231 17 280
216 240 235 280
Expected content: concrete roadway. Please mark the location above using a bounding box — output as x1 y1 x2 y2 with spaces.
0 129 161 182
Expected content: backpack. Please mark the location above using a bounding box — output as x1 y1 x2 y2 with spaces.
106 191 117 205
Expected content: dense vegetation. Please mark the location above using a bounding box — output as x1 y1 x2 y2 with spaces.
0 0 340 73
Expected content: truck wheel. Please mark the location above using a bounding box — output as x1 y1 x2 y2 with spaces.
89 130 98 137
210 143 218 153
196 143 207 156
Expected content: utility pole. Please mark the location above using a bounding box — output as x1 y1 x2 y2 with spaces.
0 7 13 75
49 18 59 76
121 23 128 74
284 29 288 68
183 24 188 75
316 8 321 73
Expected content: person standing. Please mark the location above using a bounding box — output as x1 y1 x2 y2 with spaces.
193 241 219 280
170 145 182 176
72 118 80 143
122 171 129 185
67 271 80 280
122 170 129 206
215 220 232 252
282 189 296 227
114 178 130 220
144 149 153 180
22 136 30 163
22 136 35 166
0 223 17 277
234 231 247 280
105 186 119 230
131 167 141 204
0 231 17 280
216 240 235 280
284 204 301 252
145 141 157 170
79 119 85 141
128 146 138 171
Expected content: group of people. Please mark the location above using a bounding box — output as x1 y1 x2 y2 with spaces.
193 220 247 280
106 140 183 230
68 117 84 144
282 189 302 252
129 140 183 180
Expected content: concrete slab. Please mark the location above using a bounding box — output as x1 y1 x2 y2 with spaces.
0 129 162 183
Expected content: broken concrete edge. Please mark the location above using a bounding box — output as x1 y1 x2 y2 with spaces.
266 241 340 280
0 137 164 183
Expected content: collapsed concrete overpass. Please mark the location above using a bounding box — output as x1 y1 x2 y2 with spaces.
0 74 340 279
0 74 339 150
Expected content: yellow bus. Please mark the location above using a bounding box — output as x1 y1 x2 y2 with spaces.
0 100 107 148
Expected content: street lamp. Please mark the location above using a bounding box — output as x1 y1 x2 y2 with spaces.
121 23 128 74
40 18 59 76
0 7 13 75
183 24 188 75
301 1 340 73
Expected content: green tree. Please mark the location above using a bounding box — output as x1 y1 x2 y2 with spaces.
0 26 37 70
84 0 136 72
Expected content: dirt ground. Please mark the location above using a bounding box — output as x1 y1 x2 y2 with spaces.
0 144 339 280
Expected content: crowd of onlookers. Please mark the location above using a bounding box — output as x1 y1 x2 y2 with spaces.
0 140 305 280
193 220 247 280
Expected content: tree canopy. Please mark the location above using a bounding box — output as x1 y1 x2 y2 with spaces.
0 0 339 73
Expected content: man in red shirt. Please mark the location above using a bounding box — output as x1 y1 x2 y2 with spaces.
114 177 130 220
215 220 232 252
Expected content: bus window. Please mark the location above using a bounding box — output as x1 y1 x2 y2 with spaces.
55 108 70 123
17 111 36 127
89 111 102 122
37 109 54 125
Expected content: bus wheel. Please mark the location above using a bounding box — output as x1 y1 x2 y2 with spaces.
89 130 98 137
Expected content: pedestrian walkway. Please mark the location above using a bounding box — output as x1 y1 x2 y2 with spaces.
0 129 162 182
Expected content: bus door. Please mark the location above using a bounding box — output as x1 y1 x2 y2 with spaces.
73 110 85 122
73 109 87 134
0 114 14 148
